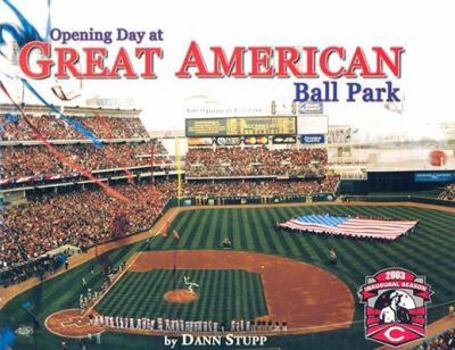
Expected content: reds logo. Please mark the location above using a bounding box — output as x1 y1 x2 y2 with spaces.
358 268 433 347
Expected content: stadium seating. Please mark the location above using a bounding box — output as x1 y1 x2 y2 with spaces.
1 142 172 180
0 182 177 270
0 111 173 184
184 177 338 197
185 147 328 177
411 328 455 349
0 114 148 141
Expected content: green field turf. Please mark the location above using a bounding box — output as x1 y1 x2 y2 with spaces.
1 203 454 350
157 205 455 308
96 269 267 322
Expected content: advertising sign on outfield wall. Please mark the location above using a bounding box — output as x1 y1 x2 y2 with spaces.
300 134 325 144
415 172 455 182
272 136 297 144
187 137 214 146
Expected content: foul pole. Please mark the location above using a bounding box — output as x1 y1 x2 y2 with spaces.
175 136 182 206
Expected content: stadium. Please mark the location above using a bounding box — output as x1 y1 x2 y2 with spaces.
0 102 454 350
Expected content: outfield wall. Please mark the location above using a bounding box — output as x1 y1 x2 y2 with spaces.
339 170 454 196
173 192 334 206
343 194 455 208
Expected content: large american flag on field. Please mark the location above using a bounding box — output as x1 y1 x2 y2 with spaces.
279 215 418 241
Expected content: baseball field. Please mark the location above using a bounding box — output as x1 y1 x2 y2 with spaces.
1 202 454 350
96 268 268 322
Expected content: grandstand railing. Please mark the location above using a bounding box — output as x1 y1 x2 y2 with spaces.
0 167 179 190
175 192 335 206
0 137 156 146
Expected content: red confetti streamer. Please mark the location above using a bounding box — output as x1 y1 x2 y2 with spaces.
0 80 129 203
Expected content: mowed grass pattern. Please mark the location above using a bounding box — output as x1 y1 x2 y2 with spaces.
96 269 267 322
145 205 455 318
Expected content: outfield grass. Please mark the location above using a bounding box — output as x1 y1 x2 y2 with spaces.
158 205 455 308
1 204 454 350
96 269 267 322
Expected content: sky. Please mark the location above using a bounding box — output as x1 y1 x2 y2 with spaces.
0 0 453 140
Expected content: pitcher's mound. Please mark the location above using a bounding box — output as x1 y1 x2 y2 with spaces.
164 289 198 303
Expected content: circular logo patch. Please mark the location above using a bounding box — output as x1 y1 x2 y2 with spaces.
15 325 34 337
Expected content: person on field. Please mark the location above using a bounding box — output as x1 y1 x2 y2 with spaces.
329 248 337 265
221 237 232 249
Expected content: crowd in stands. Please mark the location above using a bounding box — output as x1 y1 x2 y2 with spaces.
185 147 328 177
184 177 338 197
0 112 338 288
1 141 172 180
412 329 455 350
0 181 176 270
439 184 455 201
0 253 68 287
0 114 148 141
0 175 338 273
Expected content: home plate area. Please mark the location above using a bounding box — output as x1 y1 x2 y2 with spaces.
45 309 105 338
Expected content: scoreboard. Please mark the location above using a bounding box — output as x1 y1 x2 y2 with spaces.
186 116 296 137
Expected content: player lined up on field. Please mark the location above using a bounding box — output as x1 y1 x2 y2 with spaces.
89 315 288 333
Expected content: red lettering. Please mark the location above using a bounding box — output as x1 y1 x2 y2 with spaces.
55 46 81 78
275 47 302 78
17 42 404 81
303 47 319 78
211 46 246 77
136 47 162 79
345 47 374 78
84 47 108 77
372 46 404 78
107 47 138 78
320 47 345 78
19 41 53 79
249 47 274 77
175 41 211 78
